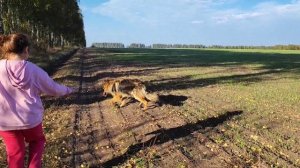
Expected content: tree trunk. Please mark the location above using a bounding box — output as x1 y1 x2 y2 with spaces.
0 0 3 34
0 16 3 34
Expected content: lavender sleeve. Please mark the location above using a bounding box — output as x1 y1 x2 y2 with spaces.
33 64 73 96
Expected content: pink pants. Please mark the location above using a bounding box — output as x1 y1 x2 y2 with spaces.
0 123 46 168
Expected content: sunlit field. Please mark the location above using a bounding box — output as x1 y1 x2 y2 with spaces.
1 48 299 167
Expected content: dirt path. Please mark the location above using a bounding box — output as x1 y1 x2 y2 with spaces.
48 48 251 168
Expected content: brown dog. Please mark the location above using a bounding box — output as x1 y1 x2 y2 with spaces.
102 78 159 110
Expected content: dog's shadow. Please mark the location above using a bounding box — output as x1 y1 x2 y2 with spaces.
158 94 188 106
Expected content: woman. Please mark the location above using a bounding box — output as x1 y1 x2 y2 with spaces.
0 33 74 168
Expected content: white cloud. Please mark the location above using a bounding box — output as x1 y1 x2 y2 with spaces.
191 20 204 24
85 0 300 45
213 1 300 24
233 12 264 20
212 11 264 24
91 0 226 26
91 0 300 26
255 1 300 16
212 16 229 24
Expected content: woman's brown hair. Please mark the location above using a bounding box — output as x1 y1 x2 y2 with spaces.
0 33 30 58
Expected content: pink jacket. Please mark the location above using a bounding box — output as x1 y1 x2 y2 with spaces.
0 60 73 131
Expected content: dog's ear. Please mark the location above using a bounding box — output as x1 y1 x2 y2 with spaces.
100 79 110 85
97 81 105 88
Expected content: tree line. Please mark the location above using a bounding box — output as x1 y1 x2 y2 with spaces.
91 43 124 48
0 0 86 49
152 44 206 49
92 43 300 50
208 45 300 50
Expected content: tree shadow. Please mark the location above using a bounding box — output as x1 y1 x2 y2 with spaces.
149 69 282 92
158 95 188 106
53 67 163 83
91 48 300 73
52 48 300 96
36 49 79 75
42 89 105 108
48 68 281 108
101 110 243 167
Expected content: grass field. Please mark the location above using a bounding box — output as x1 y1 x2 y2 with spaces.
0 48 299 167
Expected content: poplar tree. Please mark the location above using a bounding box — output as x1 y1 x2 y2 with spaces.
0 0 86 48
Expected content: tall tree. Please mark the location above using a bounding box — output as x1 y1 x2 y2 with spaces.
0 0 85 48
0 0 3 34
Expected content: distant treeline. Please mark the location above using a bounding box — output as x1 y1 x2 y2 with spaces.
128 43 146 48
208 45 300 50
91 43 125 48
152 44 206 49
91 43 300 50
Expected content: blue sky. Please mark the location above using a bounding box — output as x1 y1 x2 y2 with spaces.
79 0 300 47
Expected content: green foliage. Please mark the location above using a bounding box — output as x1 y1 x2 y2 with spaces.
0 0 86 48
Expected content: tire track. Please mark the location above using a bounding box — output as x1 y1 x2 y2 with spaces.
72 49 103 167
84 51 126 165
72 49 85 167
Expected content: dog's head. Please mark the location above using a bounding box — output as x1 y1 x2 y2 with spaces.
101 79 114 97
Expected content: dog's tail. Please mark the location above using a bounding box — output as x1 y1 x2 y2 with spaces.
141 87 159 103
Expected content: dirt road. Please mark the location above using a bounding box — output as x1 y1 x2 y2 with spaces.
40 48 280 168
